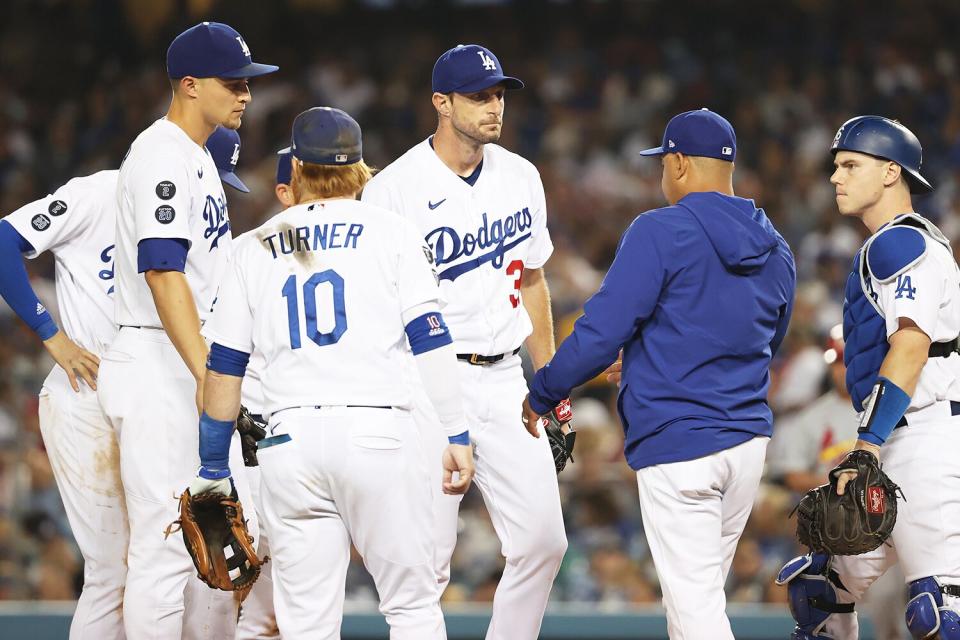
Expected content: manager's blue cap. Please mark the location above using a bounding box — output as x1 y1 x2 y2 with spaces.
639 108 737 162
275 147 293 185
290 107 362 166
167 22 278 79
207 127 249 193
432 44 524 94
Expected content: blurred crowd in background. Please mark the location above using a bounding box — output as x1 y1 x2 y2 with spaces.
1 0 958 621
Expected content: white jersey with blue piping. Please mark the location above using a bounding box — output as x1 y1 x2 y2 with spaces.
361 138 553 355
859 213 960 414
202 199 442 416
115 118 232 326
3 170 118 359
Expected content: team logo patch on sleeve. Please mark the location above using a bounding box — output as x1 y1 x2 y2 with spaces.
47 200 68 216
155 205 176 224
31 214 51 231
155 181 177 200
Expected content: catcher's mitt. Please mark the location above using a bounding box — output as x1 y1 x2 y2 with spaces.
165 489 266 595
237 406 267 467
542 398 576 474
793 450 902 556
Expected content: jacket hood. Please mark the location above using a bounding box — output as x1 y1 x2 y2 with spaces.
678 192 779 274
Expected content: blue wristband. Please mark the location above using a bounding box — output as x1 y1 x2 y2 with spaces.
857 377 911 446
198 412 234 479
448 430 470 445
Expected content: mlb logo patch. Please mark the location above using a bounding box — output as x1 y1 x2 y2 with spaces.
722 146 733 156
335 154 348 163
867 486 885 514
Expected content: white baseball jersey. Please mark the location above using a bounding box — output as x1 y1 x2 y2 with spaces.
203 199 442 415
869 221 960 415
115 118 232 326
362 139 553 355
3 170 118 365
231 230 267 415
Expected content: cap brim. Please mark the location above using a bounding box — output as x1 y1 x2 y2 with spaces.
219 171 250 193
219 62 279 79
638 146 665 156
453 75 524 94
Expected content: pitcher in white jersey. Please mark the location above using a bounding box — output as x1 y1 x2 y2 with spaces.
189 106 475 640
361 44 568 639
777 116 960 640
97 22 276 640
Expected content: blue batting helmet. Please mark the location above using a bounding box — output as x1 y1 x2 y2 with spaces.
831 116 932 193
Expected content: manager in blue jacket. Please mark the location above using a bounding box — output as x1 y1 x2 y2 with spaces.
523 109 796 639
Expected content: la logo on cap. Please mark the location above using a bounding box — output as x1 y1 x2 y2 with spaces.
668 140 676 148
236 36 251 58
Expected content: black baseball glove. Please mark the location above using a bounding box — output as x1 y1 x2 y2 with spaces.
793 450 901 555
236 406 267 467
542 399 576 474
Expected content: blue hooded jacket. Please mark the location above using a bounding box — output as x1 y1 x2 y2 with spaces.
529 192 796 469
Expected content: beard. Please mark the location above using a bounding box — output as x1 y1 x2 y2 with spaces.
452 115 502 145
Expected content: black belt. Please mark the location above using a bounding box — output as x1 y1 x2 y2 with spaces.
895 400 960 429
929 337 960 358
120 324 163 330
457 347 521 366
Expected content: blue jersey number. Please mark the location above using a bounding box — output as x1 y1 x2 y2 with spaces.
281 270 347 349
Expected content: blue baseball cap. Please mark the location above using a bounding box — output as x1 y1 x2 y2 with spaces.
432 44 524 94
639 108 737 162
290 107 362 166
207 127 249 193
275 147 293 185
167 22 278 79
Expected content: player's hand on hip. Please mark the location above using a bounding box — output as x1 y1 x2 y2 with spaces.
521 395 543 438
189 475 233 497
604 350 623 385
442 443 475 495
834 440 882 495
43 330 100 392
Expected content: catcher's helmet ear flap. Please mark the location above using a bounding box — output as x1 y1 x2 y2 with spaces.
831 115 933 194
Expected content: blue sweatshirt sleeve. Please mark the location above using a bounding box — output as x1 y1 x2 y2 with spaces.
528 216 667 414
0 221 59 340
769 249 797 357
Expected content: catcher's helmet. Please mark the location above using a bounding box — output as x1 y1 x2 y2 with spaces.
831 115 933 193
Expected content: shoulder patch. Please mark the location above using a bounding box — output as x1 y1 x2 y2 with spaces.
867 226 926 282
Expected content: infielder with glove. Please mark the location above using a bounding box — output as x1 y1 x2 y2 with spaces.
361 44 569 640
524 109 796 639
193 107 475 639
777 117 960 640
97 22 276 638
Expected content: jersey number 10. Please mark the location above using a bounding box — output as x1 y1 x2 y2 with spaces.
281 271 347 349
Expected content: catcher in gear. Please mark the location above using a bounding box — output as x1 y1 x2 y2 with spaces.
777 116 960 640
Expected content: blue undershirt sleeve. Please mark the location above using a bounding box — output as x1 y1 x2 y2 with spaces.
528 217 668 414
137 237 189 273
207 342 251 377
0 220 59 340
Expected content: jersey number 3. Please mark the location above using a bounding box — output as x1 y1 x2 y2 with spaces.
507 260 524 308
281 270 347 349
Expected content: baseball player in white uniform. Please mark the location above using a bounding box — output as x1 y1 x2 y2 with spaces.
0 125 252 639
189 106 475 640
234 148 292 640
778 116 960 639
361 44 567 640
97 22 276 639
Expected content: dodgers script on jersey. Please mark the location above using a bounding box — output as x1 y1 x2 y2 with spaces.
362 140 553 355
3 170 118 365
203 199 442 415
115 118 232 326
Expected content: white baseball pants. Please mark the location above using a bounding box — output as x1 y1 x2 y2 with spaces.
39 370 128 639
257 406 445 640
412 355 567 640
635 435 768 640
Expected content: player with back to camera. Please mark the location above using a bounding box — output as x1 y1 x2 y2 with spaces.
777 116 960 640
97 21 276 639
0 125 252 639
523 109 797 639
361 44 569 640
189 106 475 640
